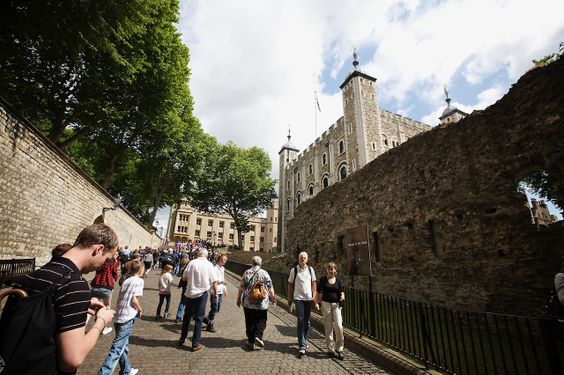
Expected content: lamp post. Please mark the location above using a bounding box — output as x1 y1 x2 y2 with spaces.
101 197 121 221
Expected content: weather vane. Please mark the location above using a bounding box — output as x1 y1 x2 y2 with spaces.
353 48 359 70
443 85 451 104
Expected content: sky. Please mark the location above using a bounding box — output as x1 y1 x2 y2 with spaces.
154 0 564 230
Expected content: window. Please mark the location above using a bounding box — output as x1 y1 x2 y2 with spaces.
206 231 212 239
230 222 235 229
296 192 301 205
260 236 264 243
308 164 313 175
250 247 254 251
339 165 347 180
382 135 389 147
339 140 345 154
250 224 256 231
371 142 376 150
274 237 277 243
229 233 234 240
179 214 189 221
219 221 224 228
218 232 223 239
208 219 213 226
323 176 329 189
348 124 352 134
260 226 265 232
196 218 202 225
309 185 314 196
322 153 327 166
269 228 272 233
297 172 301 182
287 180 290 189
287 199 291 210
250 236 255 242
195 230 200 237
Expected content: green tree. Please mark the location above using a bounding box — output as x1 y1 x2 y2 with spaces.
190 142 277 248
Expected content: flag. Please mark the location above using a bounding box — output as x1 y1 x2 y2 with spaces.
315 91 321 112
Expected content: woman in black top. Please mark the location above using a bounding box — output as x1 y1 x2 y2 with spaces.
316 262 345 359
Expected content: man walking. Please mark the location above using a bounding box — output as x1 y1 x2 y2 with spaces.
0 224 118 374
287 251 318 357
203 253 228 332
177 248 217 352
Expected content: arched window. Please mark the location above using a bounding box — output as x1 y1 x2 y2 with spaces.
322 176 329 189
296 192 301 205
308 164 313 175
339 140 345 154
287 180 290 190
322 153 327 166
308 185 314 196
286 199 291 210
382 134 389 147
339 165 347 180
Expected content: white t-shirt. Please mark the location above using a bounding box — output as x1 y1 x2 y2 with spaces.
115 275 144 323
288 266 316 301
183 257 217 298
214 265 226 295
158 272 174 294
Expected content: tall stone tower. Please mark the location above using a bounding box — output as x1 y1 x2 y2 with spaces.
277 129 299 253
339 49 381 173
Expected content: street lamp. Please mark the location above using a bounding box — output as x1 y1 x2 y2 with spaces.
95 197 121 224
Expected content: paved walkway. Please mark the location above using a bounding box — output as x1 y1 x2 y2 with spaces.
79 268 393 375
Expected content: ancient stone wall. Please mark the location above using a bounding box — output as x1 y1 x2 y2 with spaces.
0 99 162 266
287 58 564 316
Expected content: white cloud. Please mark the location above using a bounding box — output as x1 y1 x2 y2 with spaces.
178 0 564 182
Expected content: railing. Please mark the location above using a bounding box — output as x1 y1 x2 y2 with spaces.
0 258 35 287
226 261 564 374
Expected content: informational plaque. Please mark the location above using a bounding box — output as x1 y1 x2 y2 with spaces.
345 224 371 275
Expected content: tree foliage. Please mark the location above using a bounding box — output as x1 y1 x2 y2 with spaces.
0 0 205 225
190 142 278 247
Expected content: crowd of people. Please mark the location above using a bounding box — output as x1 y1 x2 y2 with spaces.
0 224 351 374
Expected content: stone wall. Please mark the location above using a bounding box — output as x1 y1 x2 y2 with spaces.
286 58 564 316
0 99 162 266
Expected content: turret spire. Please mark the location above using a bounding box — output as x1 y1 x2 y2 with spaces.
353 48 359 70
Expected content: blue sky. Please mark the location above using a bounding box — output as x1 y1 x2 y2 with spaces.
154 0 564 229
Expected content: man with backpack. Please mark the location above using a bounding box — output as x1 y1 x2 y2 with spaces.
0 224 118 375
287 251 318 357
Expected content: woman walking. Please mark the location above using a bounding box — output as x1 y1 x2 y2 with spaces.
316 262 346 360
236 256 276 350
156 264 174 319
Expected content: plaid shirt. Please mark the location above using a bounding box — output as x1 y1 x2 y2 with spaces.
91 260 120 290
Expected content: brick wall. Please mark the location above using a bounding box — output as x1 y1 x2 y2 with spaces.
286 58 564 316
0 99 162 266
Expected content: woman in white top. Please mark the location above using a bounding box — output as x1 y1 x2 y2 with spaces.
156 264 174 319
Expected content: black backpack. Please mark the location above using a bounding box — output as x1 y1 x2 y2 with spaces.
0 266 75 375
0 286 58 375
546 286 564 319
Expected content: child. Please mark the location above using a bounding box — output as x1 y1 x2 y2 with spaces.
156 264 174 319
98 259 144 375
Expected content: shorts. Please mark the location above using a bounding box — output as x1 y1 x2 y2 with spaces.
91 287 113 299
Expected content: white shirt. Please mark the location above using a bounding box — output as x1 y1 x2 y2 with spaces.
183 257 217 298
115 275 144 323
288 266 316 301
158 272 174 294
214 264 226 295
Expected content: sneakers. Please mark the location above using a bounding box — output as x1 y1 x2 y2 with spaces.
192 343 205 352
102 327 113 335
298 348 306 357
244 342 254 351
205 323 216 333
164 312 170 318
129 369 139 375
254 337 264 349
336 351 344 360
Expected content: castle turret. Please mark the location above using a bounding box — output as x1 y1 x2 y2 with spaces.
277 128 299 253
439 87 468 125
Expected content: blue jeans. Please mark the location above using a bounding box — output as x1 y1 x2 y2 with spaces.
175 287 186 321
206 293 223 322
295 300 312 350
179 292 208 348
98 318 135 375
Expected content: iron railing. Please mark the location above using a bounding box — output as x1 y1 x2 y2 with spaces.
226 261 564 375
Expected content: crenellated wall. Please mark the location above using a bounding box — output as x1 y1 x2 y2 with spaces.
286 58 564 316
0 98 163 266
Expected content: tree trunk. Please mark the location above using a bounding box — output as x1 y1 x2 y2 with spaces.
101 153 121 189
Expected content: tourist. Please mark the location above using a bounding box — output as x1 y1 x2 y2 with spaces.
203 253 228 332
174 254 190 323
142 248 153 277
287 251 318 357
317 262 346 359
90 254 120 335
98 259 144 375
156 264 174 319
2 224 117 374
177 248 217 352
237 255 276 350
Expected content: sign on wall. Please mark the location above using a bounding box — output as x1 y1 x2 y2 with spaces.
345 224 372 275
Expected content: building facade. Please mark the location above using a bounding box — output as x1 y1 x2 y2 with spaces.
277 54 433 252
530 199 558 226
167 200 278 252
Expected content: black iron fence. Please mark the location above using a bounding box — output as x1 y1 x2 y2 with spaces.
226 261 564 375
